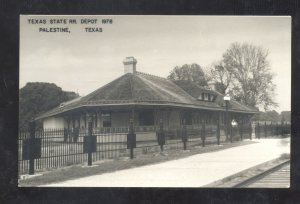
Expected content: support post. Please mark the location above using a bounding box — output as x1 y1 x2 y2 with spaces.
264 121 267 138
249 122 252 140
29 119 35 175
281 120 284 136
240 120 243 141
84 113 87 130
67 117 71 142
94 112 98 128
87 117 93 166
217 114 220 145
225 101 229 141
201 120 206 147
270 122 273 136
78 115 81 129
182 119 187 150
230 122 233 143
131 107 135 126
64 127 68 142
257 123 260 139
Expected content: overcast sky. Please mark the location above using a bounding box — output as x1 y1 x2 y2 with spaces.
20 15 291 112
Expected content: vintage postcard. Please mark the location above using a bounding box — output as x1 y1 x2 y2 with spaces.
19 15 291 187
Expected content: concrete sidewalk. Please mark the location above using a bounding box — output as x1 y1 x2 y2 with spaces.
44 138 290 187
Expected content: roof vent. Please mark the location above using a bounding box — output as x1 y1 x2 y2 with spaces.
123 57 137 74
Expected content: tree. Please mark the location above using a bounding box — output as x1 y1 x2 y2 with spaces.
222 42 277 110
207 61 233 94
265 110 281 122
280 111 291 122
167 63 208 87
19 82 79 129
251 110 280 122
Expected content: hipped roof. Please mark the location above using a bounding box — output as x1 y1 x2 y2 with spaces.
36 71 257 120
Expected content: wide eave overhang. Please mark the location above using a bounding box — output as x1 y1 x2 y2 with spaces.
35 100 257 120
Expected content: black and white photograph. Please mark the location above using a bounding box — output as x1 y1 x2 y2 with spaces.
18 15 291 188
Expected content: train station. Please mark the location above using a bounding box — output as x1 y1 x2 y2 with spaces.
18 15 291 189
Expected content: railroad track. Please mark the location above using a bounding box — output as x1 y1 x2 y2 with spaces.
233 160 290 188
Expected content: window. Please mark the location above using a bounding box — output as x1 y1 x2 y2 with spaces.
210 95 215 102
101 112 111 127
198 94 203 100
204 93 209 101
182 112 192 125
198 93 216 102
139 110 154 126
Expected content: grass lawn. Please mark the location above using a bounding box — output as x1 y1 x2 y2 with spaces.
19 139 257 187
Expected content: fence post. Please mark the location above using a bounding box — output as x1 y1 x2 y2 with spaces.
182 119 187 150
201 120 206 147
240 122 243 141
157 119 165 152
130 120 134 159
270 122 273 136
230 123 233 143
249 122 252 140
264 121 267 138
29 119 35 175
217 117 220 145
127 119 136 159
87 118 93 166
284 122 287 135
257 123 260 139
280 121 284 136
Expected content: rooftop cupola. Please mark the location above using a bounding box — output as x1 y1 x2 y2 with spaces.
123 56 137 74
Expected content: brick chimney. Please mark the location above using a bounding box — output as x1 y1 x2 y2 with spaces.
123 57 137 74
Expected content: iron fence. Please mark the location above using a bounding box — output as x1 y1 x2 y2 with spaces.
18 120 290 176
254 122 291 139
18 127 129 175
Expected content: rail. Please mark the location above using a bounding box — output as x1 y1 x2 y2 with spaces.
233 160 290 188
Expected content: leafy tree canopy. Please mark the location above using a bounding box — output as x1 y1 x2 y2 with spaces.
281 111 291 122
19 82 79 129
167 63 208 87
251 110 290 123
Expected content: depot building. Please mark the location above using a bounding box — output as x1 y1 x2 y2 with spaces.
36 57 257 130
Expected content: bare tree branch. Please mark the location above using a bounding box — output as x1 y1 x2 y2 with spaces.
222 42 277 110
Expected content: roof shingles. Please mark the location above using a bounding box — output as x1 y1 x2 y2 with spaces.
36 72 257 119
